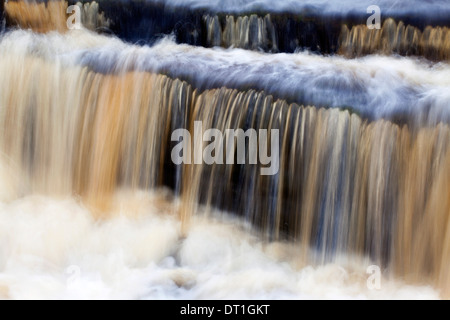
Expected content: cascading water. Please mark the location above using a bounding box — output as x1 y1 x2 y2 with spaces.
0 0 449 300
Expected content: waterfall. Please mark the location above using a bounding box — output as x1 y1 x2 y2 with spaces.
4 1 450 59
204 14 277 52
339 18 450 61
0 0 448 299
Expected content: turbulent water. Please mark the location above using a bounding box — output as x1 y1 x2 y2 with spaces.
0 0 449 300
2 30 450 125
0 189 441 300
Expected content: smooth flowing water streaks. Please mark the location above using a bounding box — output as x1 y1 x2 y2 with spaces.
205 14 450 60
204 14 277 52
76 1 111 31
339 18 450 61
5 0 110 33
0 65 189 212
5 0 68 33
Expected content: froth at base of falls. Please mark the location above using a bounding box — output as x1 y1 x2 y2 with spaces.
0 187 441 300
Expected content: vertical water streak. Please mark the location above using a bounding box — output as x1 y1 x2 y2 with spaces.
339 18 450 60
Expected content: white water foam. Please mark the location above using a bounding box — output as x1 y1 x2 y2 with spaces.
0 176 440 300
1 30 450 123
